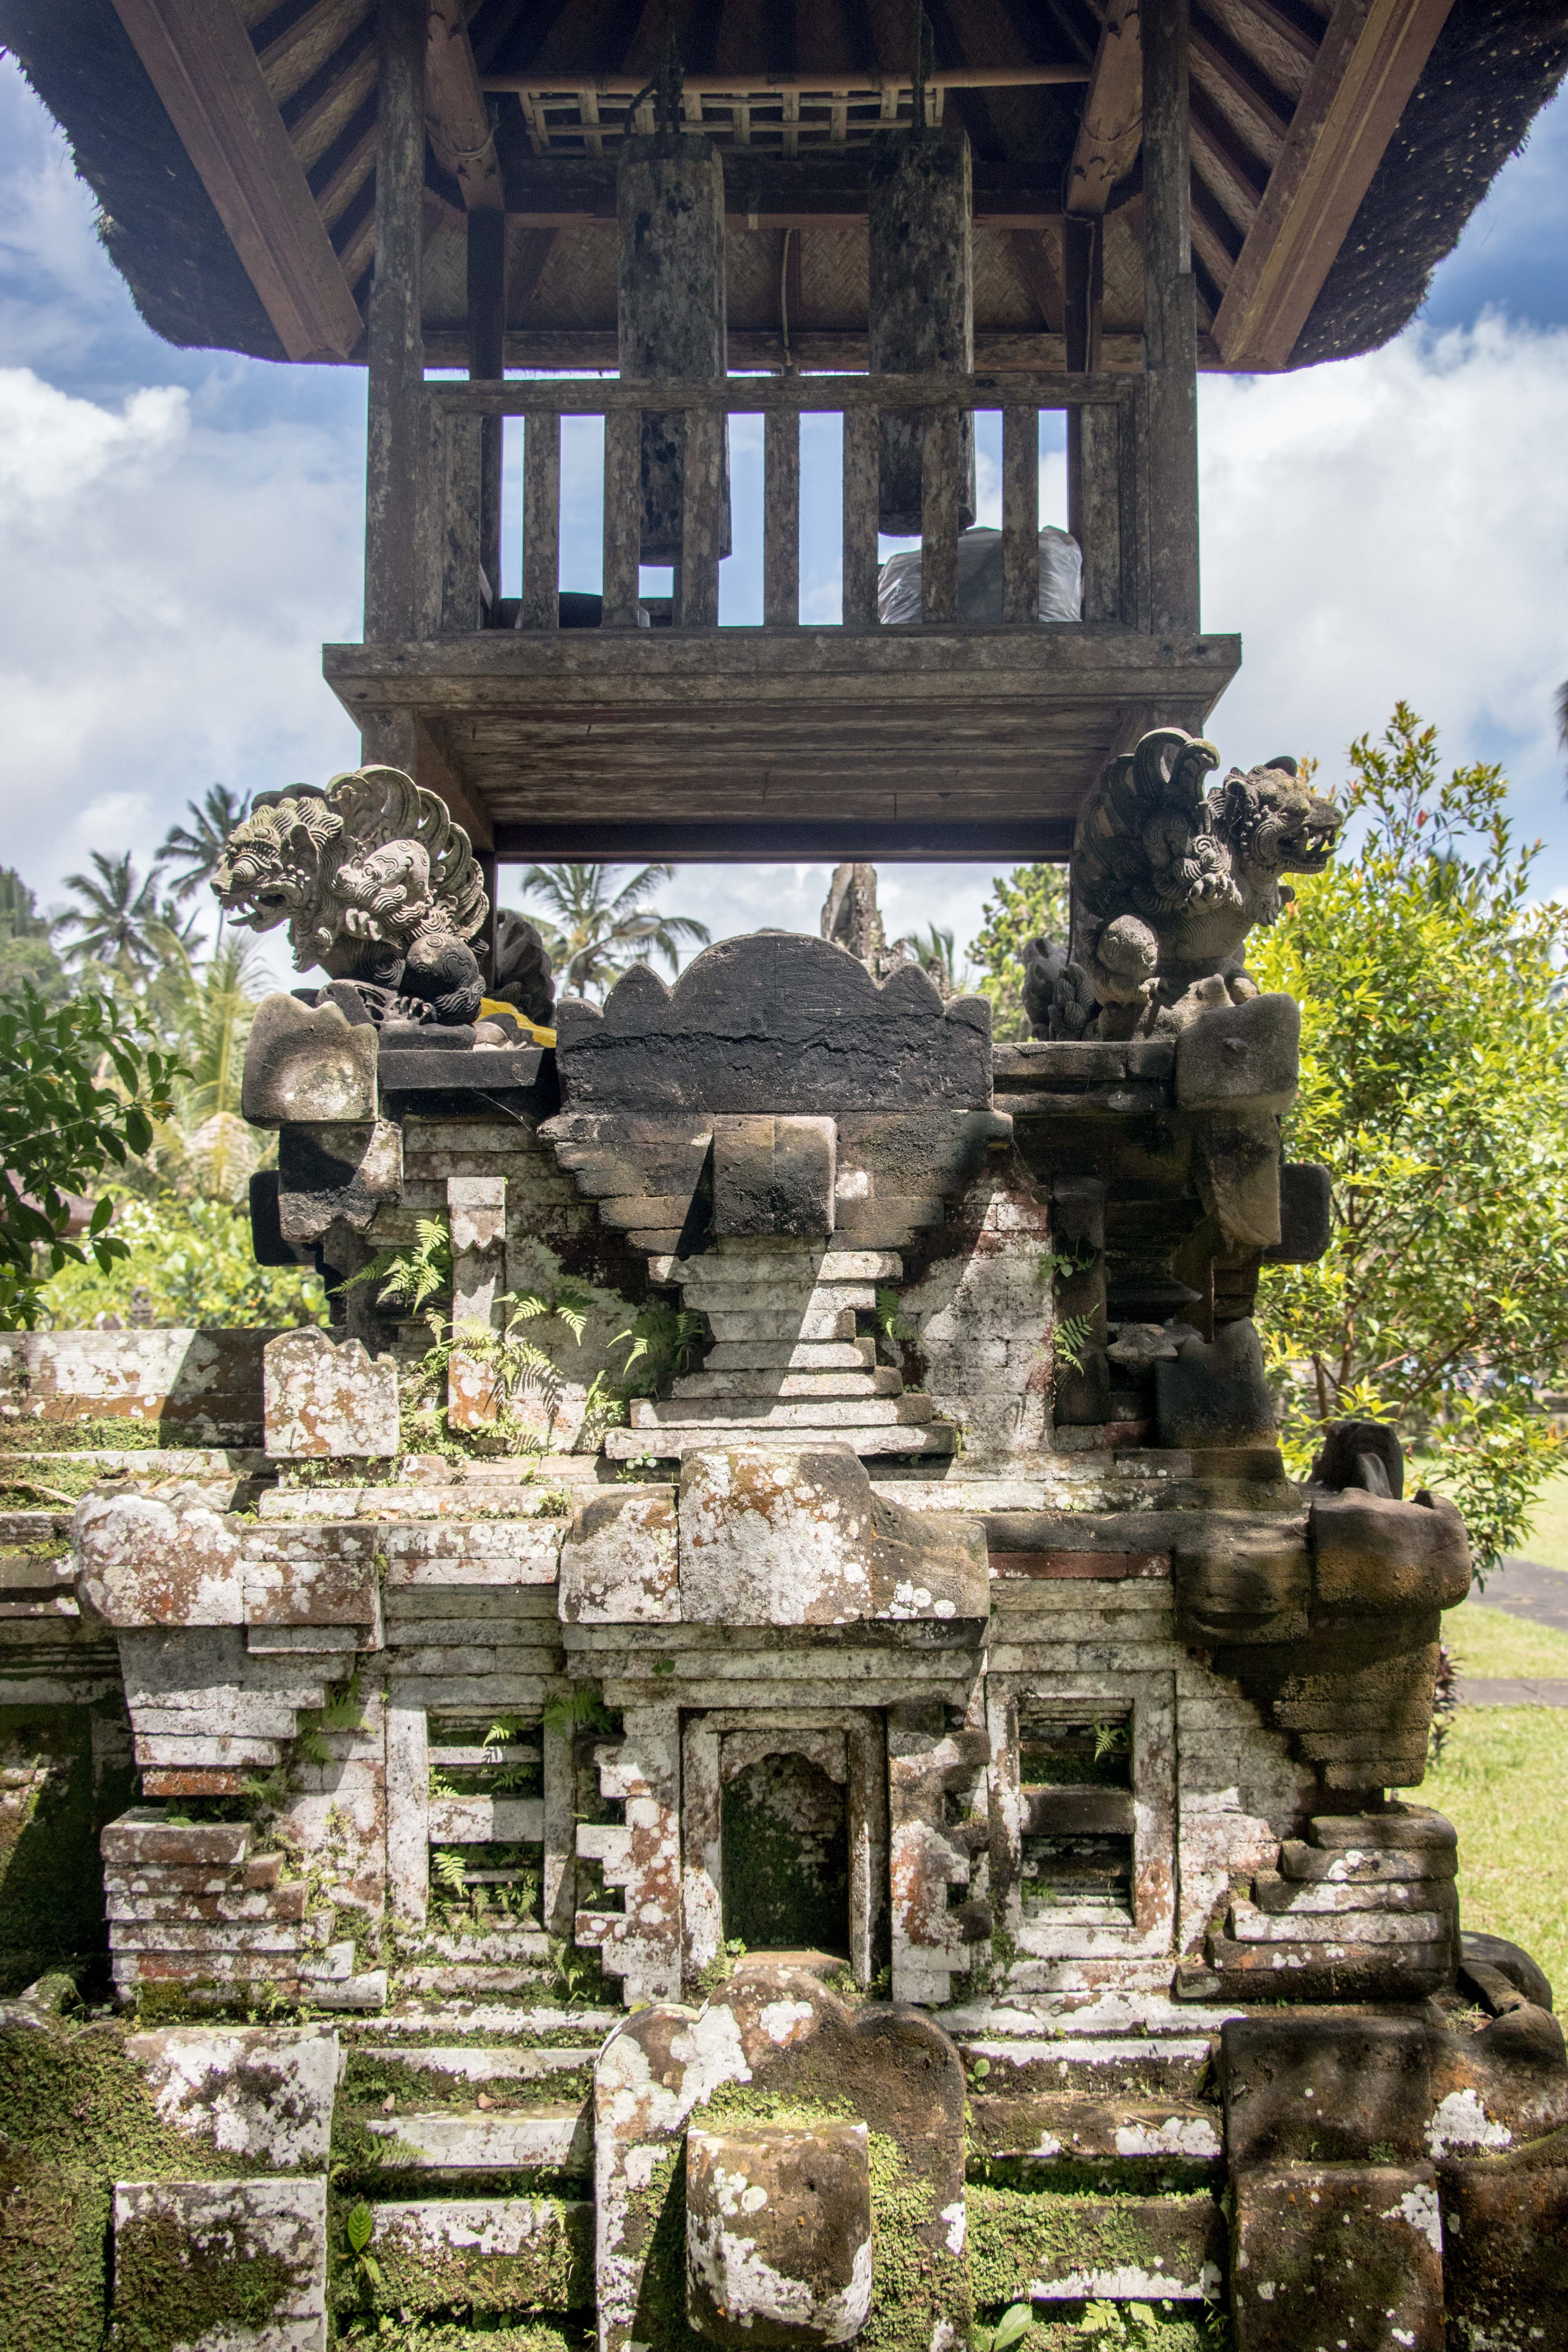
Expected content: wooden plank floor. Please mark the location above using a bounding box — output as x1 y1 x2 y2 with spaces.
324 625 1241 860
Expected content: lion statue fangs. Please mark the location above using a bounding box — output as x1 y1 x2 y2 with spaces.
212 766 492 1027
1024 728 1343 1042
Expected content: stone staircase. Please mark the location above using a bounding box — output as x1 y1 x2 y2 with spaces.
604 1241 961 1461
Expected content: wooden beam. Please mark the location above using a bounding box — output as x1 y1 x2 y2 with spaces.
364 0 427 642
1214 0 1455 370
1143 0 1201 634
427 0 505 210
1064 0 1142 217
1009 230 1065 332
109 0 363 360
501 153 1067 225
491 818 1080 862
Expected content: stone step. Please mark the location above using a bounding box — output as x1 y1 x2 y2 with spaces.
704 1308 859 1343
258 1486 575 1523
427 1796 544 1844
362 2105 592 2174
967 2094 1222 2167
1308 1807 1457 1853
356 2002 620 2041
967 2184 1223 2302
394 1930 550 1964
368 2197 593 2309
1227 1897 1448 1945
1251 1869 1449 1916
703 1339 877 1372
392 1964 555 1996
669 1368 902 1401
359 2045 594 2087
954 2036 1213 2100
629 1393 935 1429
604 1422 961 1460
1278 1839 1457 1884
652 1250 901 1284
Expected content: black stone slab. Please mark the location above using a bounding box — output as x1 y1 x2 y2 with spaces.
555 934 992 1113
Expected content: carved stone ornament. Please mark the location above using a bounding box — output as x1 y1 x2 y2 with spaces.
1024 726 1342 1041
212 766 490 1026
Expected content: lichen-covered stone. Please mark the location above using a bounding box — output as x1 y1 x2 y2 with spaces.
676 1446 986 1626
241 994 377 1127
111 2175 328 2352
363 2196 594 2314
687 2121 873 2347
1221 2015 1430 2167
263 1328 398 1458
75 1488 245 1627
559 1490 678 1623
1231 2162 1443 2352
124 2025 339 2169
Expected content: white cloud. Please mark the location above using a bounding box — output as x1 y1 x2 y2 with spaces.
1197 316 1568 877
0 365 364 922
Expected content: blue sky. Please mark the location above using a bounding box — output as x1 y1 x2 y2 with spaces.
1 55 1566 978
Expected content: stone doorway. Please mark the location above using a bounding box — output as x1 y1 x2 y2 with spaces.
681 1711 887 1987
720 1745 850 1955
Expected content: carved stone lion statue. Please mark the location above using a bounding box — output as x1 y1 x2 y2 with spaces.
212 767 488 1024
1024 727 1342 1041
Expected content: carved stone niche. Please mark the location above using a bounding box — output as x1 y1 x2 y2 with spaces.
681 1711 888 1989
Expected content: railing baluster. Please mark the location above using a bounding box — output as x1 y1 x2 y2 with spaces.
521 408 561 630
920 407 960 624
1001 404 1039 624
602 405 641 627
764 407 800 629
678 405 723 627
1079 400 1122 622
841 405 878 627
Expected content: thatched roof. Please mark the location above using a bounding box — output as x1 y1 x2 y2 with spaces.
2 0 1565 374
1298 0 1568 365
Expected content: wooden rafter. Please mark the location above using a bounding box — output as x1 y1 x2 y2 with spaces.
1214 0 1456 368
1064 0 1142 216
110 0 364 361
427 0 505 209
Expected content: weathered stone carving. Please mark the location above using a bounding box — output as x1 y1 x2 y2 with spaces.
1024 727 1341 1040
212 766 488 1025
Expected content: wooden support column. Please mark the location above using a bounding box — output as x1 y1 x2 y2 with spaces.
364 0 427 646
1143 0 1201 634
1065 0 1140 613
468 211 506 620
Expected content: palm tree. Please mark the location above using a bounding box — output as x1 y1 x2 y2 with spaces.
895 923 969 996
56 852 168 978
516 864 711 999
156 785 252 904
144 935 270 1201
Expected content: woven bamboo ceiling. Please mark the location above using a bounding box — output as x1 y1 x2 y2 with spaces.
5 0 1567 374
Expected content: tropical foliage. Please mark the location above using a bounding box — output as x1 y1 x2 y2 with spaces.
0 985 180 1328
516 862 711 999
965 863 1069 1040
1252 706 1568 1573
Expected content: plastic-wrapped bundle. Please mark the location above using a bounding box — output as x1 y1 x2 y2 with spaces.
877 524 1082 625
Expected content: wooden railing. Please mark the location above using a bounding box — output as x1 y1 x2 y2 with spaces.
417 370 1152 641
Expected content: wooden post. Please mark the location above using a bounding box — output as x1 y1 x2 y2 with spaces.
1001 404 1038 624
602 406 642 627
763 407 800 629
521 408 561 630
841 405 879 630
678 405 723 627
1062 212 1102 553
617 133 730 565
364 0 426 644
867 129 975 535
1143 0 1200 634
467 208 506 621
920 407 961 624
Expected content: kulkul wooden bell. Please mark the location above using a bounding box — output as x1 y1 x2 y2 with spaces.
867 122 976 536
616 52 731 567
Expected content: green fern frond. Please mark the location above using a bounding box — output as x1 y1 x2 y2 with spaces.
432 1847 469 1895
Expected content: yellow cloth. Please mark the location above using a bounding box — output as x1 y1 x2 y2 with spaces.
479 999 556 1048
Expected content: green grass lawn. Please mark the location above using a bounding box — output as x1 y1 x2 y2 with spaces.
1421 1600 1568 1997
1521 1469 1568 1572
1444 1599 1568 1677
1424 1706 1568 1997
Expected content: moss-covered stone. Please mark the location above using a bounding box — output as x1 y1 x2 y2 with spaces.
0 2014 274 2352
335 2198 593 2318
967 2182 1223 2307
0 1704 133 1999
111 2205 301 2352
